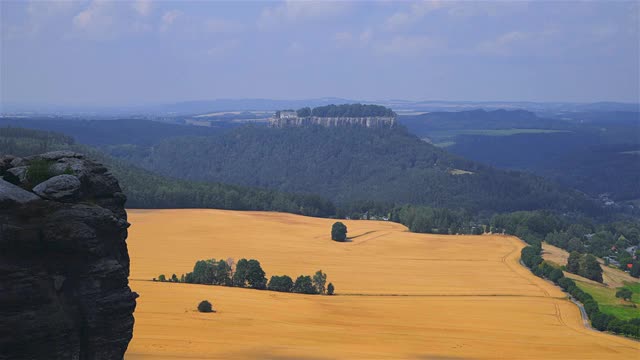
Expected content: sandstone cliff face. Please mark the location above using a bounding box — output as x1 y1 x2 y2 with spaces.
269 116 396 128
0 151 137 360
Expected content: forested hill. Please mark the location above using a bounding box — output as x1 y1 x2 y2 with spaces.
0 127 336 217
0 118 226 146
107 125 597 214
400 109 572 136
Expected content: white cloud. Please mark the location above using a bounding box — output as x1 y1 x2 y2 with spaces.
161 10 182 32
475 29 562 56
133 0 152 16
374 35 438 55
258 1 353 29
384 1 445 31
383 1 530 32
24 0 79 34
203 18 244 33
73 0 113 31
335 28 373 48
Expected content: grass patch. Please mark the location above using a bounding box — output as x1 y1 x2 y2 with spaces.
575 280 640 320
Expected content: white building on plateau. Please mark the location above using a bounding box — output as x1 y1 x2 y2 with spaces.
279 111 298 119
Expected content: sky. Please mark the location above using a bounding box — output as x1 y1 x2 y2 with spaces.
1 0 639 107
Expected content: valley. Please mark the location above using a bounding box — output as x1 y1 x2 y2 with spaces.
125 209 639 359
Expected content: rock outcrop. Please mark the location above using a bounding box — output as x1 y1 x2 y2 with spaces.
0 152 137 360
269 116 396 129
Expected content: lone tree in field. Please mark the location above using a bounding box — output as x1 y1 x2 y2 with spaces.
331 222 348 242
327 283 335 295
616 288 633 302
197 300 214 313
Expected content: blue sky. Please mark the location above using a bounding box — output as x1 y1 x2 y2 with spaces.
1 0 638 106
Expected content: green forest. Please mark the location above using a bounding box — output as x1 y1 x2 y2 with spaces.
101 125 597 215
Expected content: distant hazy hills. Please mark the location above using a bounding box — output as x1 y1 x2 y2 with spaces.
3 98 637 116
399 109 640 202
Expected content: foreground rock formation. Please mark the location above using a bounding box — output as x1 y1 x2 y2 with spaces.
0 151 137 360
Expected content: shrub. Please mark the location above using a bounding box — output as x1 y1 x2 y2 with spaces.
312 270 327 294
327 282 335 295
616 288 633 301
197 300 214 313
158 274 166 282
331 222 347 242
26 159 54 188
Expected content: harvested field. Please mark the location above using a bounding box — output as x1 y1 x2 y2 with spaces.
125 209 639 359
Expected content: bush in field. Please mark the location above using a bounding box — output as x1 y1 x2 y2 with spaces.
327 283 335 295
197 300 214 313
157 274 166 282
616 288 633 302
331 222 347 242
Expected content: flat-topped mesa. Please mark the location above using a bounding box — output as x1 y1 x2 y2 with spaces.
269 104 397 129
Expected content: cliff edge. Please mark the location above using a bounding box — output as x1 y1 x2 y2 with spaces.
0 151 138 360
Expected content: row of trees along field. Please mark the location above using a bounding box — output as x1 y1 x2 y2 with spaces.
155 258 334 295
491 211 640 278
521 244 640 338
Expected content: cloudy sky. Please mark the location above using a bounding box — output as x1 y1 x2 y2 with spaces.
1 0 638 106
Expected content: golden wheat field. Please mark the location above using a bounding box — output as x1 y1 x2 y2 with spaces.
124 209 639 359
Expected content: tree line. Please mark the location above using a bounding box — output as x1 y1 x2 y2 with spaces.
491 211 640 278
299 104 396 118
521 244 639 338
155 258 334 295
